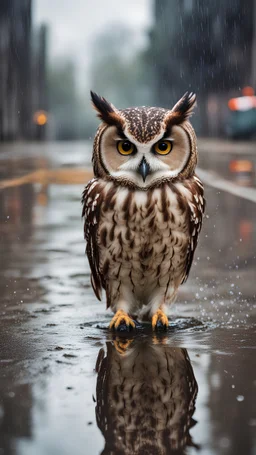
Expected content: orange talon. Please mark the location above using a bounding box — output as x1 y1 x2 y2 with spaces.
152 335 168 345
109 310 135 331
152 309 169 331
113 338 134 355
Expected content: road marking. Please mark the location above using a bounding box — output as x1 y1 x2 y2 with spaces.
0 168 93 190
197 168 256 203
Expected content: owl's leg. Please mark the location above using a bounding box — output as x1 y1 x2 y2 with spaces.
151 287 177 330
109 310 135 331
151 297 169 331
152 308 169 331
109 288 137 332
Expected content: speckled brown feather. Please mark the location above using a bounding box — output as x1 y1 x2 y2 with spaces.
92 124 109 178
180 176 205 283
82 178 105 300
121 107 168 143
82 176 205 310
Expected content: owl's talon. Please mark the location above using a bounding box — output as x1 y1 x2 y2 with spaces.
109 310 136 332
156 320 167 330
113 338 134 354
117 322 133 332
152 309 168 331
152 335 168 345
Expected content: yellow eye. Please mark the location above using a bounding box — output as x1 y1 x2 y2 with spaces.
117 140 135 155
154 140 172 155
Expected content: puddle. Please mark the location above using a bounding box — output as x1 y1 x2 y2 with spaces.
82 316 211 335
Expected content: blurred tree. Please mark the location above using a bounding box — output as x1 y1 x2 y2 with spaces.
48 59 79 139
48 60 76 108
47 59 95 139
47 25 153 139
90 24 153 109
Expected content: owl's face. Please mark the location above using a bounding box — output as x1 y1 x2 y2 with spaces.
91 92 198 189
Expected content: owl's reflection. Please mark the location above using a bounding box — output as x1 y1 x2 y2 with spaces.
95 336 198 455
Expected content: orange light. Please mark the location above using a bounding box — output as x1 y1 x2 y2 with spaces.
37 113 47 125
229 160 253 173
33 110 48 126
228 98 237 111
242 86 255 96
239 220 253 242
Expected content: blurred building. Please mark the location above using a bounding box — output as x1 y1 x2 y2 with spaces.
31 24 49 141
150 0 255 136
0 0 48 141
0 0 32 140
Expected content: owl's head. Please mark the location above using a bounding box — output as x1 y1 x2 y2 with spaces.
91 91 197 189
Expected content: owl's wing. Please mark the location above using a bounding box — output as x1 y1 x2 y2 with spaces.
82 178 104 300
181 176 205 284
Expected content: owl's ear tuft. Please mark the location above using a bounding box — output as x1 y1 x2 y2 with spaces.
90 91 125 127
170 92 197 124
90 91 114 121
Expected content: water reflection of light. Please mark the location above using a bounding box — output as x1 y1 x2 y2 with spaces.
239 220 253 243
229 159 254 187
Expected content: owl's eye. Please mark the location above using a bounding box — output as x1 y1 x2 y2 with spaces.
117 140 135 156
153 140 173 155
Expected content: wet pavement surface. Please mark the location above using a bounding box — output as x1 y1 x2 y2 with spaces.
0 141 255 455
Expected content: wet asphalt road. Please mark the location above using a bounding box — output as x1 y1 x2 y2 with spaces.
0 141 255 455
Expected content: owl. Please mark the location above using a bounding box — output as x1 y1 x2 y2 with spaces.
95 336 198 455
82 91 205 331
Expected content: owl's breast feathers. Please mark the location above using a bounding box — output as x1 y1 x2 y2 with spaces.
82 176 205 305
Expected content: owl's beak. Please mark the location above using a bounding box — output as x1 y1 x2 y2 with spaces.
138 157 150 182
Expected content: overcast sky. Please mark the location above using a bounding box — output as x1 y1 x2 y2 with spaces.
34 0 153 90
